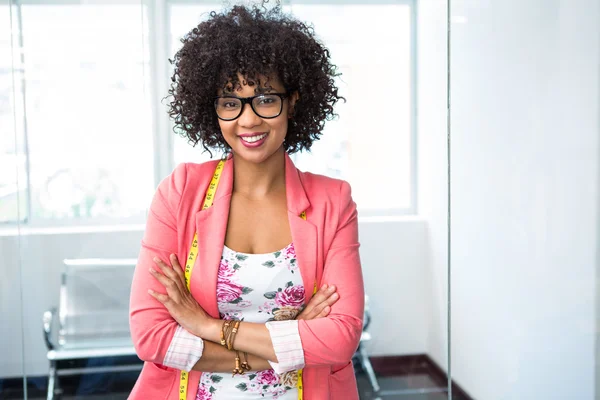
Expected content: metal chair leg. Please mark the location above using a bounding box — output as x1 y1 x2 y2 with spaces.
359 346 380 393
47 361 57 400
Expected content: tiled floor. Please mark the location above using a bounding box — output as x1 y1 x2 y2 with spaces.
1 354 470 400
356 372 454 400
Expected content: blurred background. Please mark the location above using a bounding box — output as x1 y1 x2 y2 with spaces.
1 0 598 399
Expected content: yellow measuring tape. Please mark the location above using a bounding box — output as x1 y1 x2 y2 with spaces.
179 161 314 400
179 160 224 400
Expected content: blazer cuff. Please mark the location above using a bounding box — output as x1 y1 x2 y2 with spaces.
265 320 305 374
162 325 204 372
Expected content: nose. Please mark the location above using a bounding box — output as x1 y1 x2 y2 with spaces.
237 102 262 128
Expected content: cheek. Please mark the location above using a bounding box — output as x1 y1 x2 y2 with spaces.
218 121 235 137
217 120 227 133
270 117 289 136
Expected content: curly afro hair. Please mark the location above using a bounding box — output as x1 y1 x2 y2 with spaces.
166 3 344 155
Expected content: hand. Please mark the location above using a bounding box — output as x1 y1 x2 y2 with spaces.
148 254 213 337
296 284 339 320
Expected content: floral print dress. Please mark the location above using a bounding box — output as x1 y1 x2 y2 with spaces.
196 243 305 400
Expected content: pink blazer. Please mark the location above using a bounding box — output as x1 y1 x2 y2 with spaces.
129 153 364 399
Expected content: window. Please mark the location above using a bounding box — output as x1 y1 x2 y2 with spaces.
1 0 416 226
289 1 416 214
1 2 154 224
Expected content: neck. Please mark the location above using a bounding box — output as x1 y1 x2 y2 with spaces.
232 147 286 198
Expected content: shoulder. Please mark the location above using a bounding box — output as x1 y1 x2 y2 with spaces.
298 170 354 206
155 160 221 205
298 170 358 231
164 159 221 190
180 159 222 183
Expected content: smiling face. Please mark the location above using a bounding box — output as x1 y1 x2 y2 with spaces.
216 74 297 165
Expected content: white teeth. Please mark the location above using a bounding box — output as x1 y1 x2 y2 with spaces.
241 133 267 143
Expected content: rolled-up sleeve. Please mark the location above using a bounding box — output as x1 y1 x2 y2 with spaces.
162 325 205 372
265 320 305 374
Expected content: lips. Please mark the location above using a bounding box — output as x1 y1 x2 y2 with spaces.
240 133 267 143
239 132 268 148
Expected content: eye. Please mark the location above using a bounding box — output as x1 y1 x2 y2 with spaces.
257 96 276 105
220 100 240 109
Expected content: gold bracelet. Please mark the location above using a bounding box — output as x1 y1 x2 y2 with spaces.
228 320 241 351
232 351 244 376
240 351 251 372
220 320 230 347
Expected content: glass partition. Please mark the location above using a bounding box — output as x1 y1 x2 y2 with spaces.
1 1 27 396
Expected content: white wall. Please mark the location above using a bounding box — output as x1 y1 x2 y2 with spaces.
449 0 600 399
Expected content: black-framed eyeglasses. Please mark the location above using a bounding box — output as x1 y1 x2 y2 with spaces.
214 93 289 121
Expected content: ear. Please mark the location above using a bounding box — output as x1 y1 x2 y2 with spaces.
287 91 300 114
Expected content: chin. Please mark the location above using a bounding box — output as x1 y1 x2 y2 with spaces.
233 143 285 163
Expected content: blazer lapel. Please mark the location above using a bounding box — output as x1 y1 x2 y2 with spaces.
191 157 233 318
284 154 319 301
189 153 320 317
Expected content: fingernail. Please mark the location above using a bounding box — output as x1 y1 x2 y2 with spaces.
153 257 160 263
149 268 155 273
331 293 338 299
329 285 336 291
321 284 327 290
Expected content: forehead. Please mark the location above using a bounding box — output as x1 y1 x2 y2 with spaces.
220 73 285 94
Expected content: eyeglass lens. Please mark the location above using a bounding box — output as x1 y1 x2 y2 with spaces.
215 95 283 120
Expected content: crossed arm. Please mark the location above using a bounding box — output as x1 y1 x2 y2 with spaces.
148 253 340 372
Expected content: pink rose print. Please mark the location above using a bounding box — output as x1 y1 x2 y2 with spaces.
217 259 235 280
258 300 277 314
216 280 244 303
256 369 279 386
284 244 296 259
275 285 305 307
217 258 249 303
196 385 212 400
283 245 298 272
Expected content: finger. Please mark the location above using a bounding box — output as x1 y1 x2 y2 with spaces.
170 254 185 278
149 267 174 288
169 254 187 287
317 305 331 318
325 292 339 305
149 268 181 300
308 285 332 306
311 293 337 315
154 257 180 282
306 284 336 311
154 258 186 293
148 289 171 305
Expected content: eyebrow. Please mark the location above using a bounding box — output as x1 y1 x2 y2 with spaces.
255 86 274 94
219 91 284 98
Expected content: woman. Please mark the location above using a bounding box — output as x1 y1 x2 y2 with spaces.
129 4 364 399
